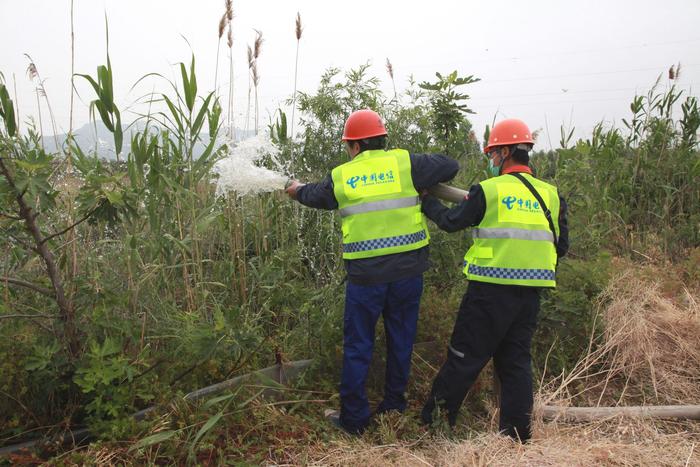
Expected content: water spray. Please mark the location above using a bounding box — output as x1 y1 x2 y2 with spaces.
214 134 288 196
214 134 469 204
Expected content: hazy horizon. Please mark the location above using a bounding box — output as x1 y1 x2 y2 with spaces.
1 0 699 150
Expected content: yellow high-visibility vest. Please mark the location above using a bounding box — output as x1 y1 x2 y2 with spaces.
332 149 429 259
464 173 560 287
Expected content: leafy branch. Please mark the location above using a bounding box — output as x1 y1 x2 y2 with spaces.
419 70 479 155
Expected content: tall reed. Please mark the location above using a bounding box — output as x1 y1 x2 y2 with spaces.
252 29 263 135
213 0 231 93
245 45 253 133
67 0 78 301
69 0 75 145
290 13 303 139
25 59 44 148
25 56 59 151
226 3 234 139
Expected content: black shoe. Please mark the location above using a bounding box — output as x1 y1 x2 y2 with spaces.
324 409 364 435
324 409 343 430
500 425 531 443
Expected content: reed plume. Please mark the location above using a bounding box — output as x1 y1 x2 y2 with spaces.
225 0 233 21
668 63 682 81
26 62 39 81
386 58 397 100
295 12 303 40
218 12 227 38
253 29 263 59
251 30 263 135
385 58 394 80
214 0 233 93
25 55 59 150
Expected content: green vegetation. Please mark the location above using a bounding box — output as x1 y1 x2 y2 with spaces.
0 50 698 463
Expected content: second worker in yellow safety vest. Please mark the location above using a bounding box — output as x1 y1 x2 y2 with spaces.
286 109 458 434
419 118 569 442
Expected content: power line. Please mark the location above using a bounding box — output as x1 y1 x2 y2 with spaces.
469 82 700 102
475 94 674 109
400 38 700 72
460 37 700 66
482 63 700 84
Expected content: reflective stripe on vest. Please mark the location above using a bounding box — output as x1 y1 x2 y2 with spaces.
331 149 429 260
343 230 427 254
467 264 555 281
339 195 419 218
472 227 554 242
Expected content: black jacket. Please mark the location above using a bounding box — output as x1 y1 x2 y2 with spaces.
296 151 459 285
421 172 569 258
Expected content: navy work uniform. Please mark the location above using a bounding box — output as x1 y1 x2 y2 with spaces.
420 164 569 441
297 149 458 433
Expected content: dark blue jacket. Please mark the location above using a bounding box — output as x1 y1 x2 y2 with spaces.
297 151 459 285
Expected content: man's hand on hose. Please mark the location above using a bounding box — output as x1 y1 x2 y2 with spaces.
285 180 305 200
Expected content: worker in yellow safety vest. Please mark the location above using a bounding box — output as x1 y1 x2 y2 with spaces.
419 118 569 442
286 109 458 434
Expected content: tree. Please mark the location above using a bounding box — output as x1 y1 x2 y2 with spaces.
419 71 479 155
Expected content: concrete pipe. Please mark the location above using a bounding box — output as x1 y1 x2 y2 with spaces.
427 183 470 203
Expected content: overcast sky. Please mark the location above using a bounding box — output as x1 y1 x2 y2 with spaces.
1 0 699 150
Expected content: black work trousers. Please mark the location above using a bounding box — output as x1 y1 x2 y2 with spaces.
422 280 540 441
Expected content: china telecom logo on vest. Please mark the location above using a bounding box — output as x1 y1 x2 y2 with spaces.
346 170 396 189
501 195 540 213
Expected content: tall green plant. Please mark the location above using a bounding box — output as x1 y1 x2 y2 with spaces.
419 70 479 155
76 21 123 158
291 13 303 140
535 80 700 256
0 76 131 358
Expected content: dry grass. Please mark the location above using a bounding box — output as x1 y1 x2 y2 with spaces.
599 271 700 404
539 266 700 409
297 419 699 466
298 263 700 466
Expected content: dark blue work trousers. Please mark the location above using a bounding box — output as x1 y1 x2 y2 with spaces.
339 274 423 433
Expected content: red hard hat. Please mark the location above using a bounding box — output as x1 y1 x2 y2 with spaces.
484 118 534 154
342 109 388 141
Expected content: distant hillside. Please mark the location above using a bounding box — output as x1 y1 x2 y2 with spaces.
42 122 255 160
